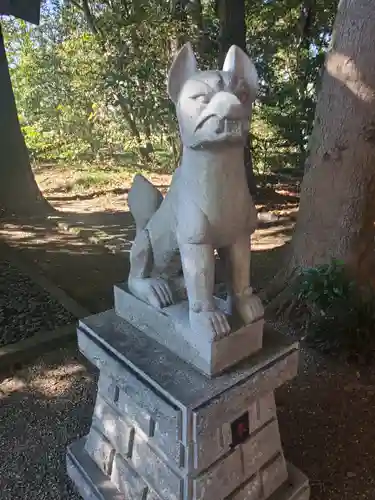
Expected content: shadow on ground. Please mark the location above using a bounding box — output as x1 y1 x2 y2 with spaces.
1 343 375 499
0 210 135 314
1 199 375 499
47 185 170 201
0 203 294 314
0 345 96 500
277 347 375 500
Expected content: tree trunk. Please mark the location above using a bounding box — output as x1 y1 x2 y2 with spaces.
216 0 257 196
273 0 375 291
170 0 189 49
0 25 49 217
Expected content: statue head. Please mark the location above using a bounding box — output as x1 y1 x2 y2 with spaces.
167 43 258 150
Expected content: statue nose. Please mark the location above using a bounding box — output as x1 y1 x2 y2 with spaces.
195 91 244 131
213 91 243 120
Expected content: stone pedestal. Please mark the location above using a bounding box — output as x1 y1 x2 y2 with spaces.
113 284 264 377
66 307 310 500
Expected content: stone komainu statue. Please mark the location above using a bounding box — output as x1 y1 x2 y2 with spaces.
127 43 264 340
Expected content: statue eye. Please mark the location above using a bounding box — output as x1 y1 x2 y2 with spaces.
235 81 250 104
229 76 250 104
237 90 249 104
191 93 210 105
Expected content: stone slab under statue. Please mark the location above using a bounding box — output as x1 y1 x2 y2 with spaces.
113 284 264 377
66 42 310 500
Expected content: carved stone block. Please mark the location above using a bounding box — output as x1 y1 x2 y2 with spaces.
114 284 263 377
111 453 148 499
85 426 115 477
67 309 309 500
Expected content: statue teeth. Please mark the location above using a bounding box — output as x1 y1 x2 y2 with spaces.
216 121 225 133
217 119 241 134
225 120 240 133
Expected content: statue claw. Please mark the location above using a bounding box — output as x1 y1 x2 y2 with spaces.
189 309 231 340
234 287 264 325
129 277 174 309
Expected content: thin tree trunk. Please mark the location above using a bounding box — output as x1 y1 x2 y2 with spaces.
296 0 316 166
71 1 145 149
216 0 257 196
170 0 189 48
0 24 49 216
189 0 203 30
268 0 375 298
217 0 246 66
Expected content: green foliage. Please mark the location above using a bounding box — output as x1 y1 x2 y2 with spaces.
2 0 338 173
293 259 375 358
296 258 351 311
247 0 338 172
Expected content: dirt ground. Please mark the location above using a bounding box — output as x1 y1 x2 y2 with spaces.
33 162 298 256
0 163 299 315
1 164 375 499
1 333 375 499
33 163 172 214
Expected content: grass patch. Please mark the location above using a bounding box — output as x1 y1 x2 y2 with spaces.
33 159 173 197
290 259 375 362
74 171 115 190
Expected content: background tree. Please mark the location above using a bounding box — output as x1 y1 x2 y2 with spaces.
3 0 338 183
216 0 257 194
246 0 337 176
268 0 375 300
0 1 49 216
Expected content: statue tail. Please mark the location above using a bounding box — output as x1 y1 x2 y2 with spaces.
128 174 163 232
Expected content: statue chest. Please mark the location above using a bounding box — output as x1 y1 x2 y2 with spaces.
175 167 256 247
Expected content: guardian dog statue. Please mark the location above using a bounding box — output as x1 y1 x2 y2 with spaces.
127 43 263 341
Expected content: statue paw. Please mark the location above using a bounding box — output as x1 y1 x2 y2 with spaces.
189 309 231 340
234 288 264 324
128 277 174 308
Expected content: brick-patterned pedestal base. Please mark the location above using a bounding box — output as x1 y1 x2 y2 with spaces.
67 309 310 500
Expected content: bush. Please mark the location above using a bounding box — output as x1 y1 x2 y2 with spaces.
292 259 375 359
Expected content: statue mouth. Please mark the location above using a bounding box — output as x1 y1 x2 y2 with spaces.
215 118 242 136
190 117 246 149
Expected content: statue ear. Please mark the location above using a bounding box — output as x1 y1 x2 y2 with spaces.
168 42 198 103
223 45 258 95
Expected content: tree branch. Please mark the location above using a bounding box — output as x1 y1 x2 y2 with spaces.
69 0 82 10
69 0 100 36
82 0 100 35
298 0 316 47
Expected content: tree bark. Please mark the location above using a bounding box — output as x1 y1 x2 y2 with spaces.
0 24 49 216
274 0 375 291
216 0 257 196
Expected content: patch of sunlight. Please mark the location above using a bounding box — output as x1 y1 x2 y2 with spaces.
0 376 27 396
30 362 87 397
39 363 87 378
254 224 294 239
0 224 97 251
326 52 374 101
252 239 289 251
74 172 112 190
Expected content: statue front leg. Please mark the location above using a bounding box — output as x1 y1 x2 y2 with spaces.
180 243 231 340
227 234 264 324
128 229 174 308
